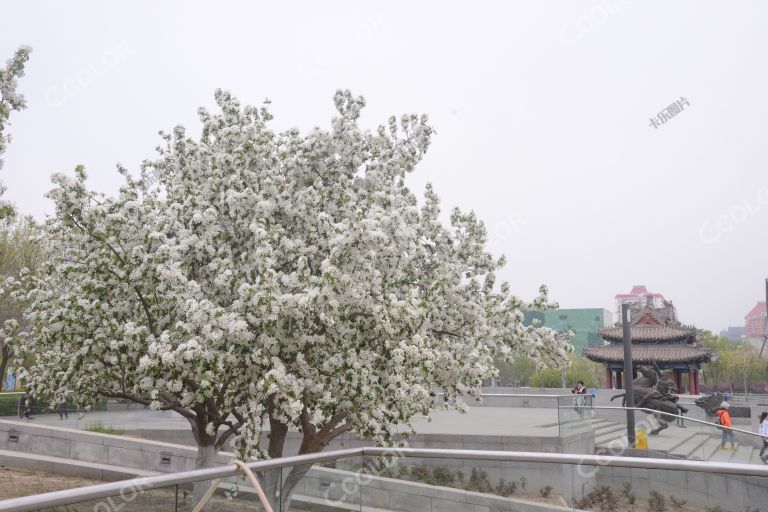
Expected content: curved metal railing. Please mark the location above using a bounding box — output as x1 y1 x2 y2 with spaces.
1 446 767 512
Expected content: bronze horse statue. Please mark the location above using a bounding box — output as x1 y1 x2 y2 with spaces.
694 392 725 418
610 364 688 435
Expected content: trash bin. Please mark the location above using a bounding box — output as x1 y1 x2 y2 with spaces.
636 428 648 449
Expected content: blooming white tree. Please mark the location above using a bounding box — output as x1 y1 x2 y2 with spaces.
0 216 40 388
15 89 569 503
0 46 31 168
0 46 32 219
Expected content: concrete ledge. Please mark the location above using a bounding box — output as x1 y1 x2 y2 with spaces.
0 448 157 481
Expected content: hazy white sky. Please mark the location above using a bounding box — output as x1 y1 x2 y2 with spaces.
2 0 767 333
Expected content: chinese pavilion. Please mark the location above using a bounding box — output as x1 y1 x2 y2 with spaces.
583 306 715 395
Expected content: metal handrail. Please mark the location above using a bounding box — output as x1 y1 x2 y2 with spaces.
578 405 767 439
442 392 578 398
1 446 767 512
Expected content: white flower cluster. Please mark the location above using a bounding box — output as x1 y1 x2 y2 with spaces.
0 46 31 168
14 90 570 463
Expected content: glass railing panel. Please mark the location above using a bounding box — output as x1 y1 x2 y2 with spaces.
357 454 582 511
558 394 595 437
30 484 181 512
0 392 24 419
571 462 767 512
173 466 282 511
279 456 361 511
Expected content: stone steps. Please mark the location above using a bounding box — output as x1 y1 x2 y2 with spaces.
594 424 627 447
665 432 710 459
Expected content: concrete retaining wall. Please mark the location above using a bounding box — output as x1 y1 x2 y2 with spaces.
0 419 213 474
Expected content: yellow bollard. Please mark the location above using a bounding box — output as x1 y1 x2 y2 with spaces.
635 428 648 449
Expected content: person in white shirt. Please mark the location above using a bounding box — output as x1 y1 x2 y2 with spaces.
759 412 768 464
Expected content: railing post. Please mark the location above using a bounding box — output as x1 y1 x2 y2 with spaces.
622 303 636 447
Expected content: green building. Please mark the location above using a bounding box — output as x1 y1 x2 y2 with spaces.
524 308 613 354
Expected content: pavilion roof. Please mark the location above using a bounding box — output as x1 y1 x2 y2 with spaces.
583 344 715 364
599 324 697 343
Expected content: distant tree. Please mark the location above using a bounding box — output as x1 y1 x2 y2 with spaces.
698 331 732 388
699 331 766 392
529 355 600 388
495 355 536 386
721 345 763 393
0 216 40 389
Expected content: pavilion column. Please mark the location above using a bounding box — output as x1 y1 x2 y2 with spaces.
673 371 682 393
691 370 699 395
616 371 623 389
605 368 613 389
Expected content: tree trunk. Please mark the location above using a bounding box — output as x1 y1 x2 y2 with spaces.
261 416 288 509
0 344 11 391
192 439 219 510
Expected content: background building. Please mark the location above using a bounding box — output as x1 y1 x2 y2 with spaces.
614 285 675 322
719 326 746 342
524 308 613 354
744 301 766 345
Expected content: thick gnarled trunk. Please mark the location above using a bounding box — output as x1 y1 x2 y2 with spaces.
192 437 219 510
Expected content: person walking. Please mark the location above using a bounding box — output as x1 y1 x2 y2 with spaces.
58 403 68 420
758 411 768 464
717 402 737 451
572 381 587 416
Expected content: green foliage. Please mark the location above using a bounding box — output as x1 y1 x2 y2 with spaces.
575 486 618 512
621 482 636 504
495 355 536 386
431 466 454 487
669 495 687 509
698 331 768 392
397 464 566 501
528 354 602 388
466 467 492 493
0 216 42 388
411 464 430 483
495 478 517 497
85 421 124 435
648 491 666 512
704 507 724 512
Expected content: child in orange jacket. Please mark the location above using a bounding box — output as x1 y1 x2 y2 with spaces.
717 402 737 451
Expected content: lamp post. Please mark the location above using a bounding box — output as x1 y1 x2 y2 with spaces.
760 278 767 359
622 303 636 447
